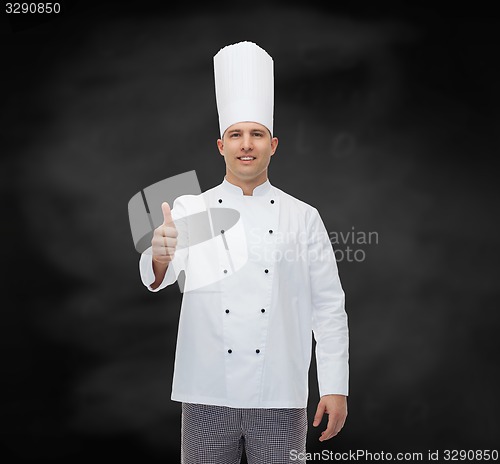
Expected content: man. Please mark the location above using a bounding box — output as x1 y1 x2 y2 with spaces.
139 41 348 464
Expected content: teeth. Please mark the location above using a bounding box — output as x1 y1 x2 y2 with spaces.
240 157 254 160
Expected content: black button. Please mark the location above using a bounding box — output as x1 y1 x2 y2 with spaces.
221 229 225 234
228 349 232 354
256 349 260 354
225 309 230 314
264 269 269 273
270 199 274 204
224 269 228 273
219 199 222 203
269 229 273 234
261 308 266 313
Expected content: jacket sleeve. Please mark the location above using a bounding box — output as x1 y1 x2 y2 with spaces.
139 196 189 292
308 207 349 397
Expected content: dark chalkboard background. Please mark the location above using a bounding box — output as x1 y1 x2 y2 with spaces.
2 1 499 461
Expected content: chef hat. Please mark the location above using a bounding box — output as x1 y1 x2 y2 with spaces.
214 41 274 138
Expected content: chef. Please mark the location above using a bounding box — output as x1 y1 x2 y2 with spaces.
139 41 349 464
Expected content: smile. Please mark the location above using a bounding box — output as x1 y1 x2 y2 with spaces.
237 157 256 161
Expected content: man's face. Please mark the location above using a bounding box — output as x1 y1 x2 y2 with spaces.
217 121 278 184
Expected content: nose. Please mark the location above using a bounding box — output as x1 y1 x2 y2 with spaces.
240 134 253 152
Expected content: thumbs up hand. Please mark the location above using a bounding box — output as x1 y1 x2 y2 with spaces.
152 202 178 266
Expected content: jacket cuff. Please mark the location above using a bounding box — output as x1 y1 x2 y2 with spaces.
317 362 349 397
139 248 177 292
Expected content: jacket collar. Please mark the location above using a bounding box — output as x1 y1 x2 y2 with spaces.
221 176 272 197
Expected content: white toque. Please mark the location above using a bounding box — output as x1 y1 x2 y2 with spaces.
213 41 274 138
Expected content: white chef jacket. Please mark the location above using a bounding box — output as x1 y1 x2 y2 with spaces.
139 177 348 408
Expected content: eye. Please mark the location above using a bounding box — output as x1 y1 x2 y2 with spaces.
230 133 240 138
253 132 263 137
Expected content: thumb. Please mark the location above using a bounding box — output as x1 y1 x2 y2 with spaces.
161 202 173 226
313 401 325 427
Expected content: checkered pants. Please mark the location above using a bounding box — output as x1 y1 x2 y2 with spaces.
181 402 307 464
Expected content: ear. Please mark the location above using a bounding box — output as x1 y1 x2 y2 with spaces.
270 136 279 156
217 138 224 156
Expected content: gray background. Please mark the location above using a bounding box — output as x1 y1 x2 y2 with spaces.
2 1 499 460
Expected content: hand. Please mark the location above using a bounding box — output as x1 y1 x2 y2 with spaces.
313 394 347 441
151 202 178 266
